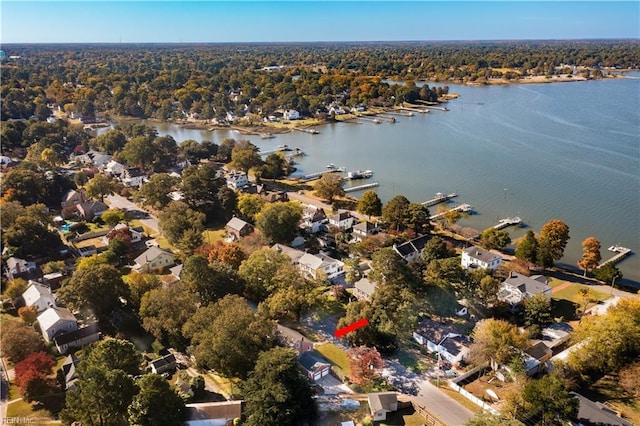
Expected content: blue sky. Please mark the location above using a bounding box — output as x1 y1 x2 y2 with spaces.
1 1 638 43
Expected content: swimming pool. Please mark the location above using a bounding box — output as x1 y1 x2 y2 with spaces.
60 222 77 232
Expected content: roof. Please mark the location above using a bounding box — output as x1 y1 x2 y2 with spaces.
571 392 633 426
225 217 252 232
6 257 28 270
78 200 108 213
330 211 353 222
355 277 377 297
298 252 342 271
463 246 501 263
394 234 431 258
298 351 330 372
185 401 243 422
53 323 100 346
37 307 77 331
525 341 552 361
271 244 305 263
353 221 377 234
540 322 573 347
22 282 54 305
414 317 470 357
61 355 79 387
169 264 183 279
125 167 145 177
367 392 397 412
63 189 83 202
134 247 174 266
150 353 176 370
502 272 550 296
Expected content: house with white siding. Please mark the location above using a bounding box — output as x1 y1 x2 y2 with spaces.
38 307 78 342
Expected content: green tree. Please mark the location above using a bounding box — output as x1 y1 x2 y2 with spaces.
239 248 294 301
230 145 262 173
593 262 622 285
90 129 127 154
84 338 142 376
158 201 206 253
85 174 117 202
179 139 218 164
261 152 287 179
101 209 126 227
74 170 89 188
477 275 501 305
421 236 453 263
182 255 243 305
3 216 63 259
182 295 276 379
120 135 155 170
480 228 511 250
314 173 345 204
242 347 315 426
577 236 601 276
258 265 318 321
124 273 162 312
468 319 528 365
139 173 179 209
369 247 412 285
58 263 130 320
382 195 410 231
357 190 382 217
255 202 302 243
405 202 431 233
523 293 552 328
237 193 265 221
0 321 45 363
128 374 186 426
515 230 538 263
521 374 578 426
539 219 570 263
2 278 28 300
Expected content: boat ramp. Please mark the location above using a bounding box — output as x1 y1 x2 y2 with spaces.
597 245 632 269
429 204 473 220
422 192 458 207
493 217 523 230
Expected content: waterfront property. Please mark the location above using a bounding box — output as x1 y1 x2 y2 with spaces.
461 246 503 271
498 272 551 308
393 234 431 262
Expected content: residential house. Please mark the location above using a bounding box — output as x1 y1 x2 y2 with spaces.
540 322 574 350
570 392 633 426
53 323 100 355
297 252 344 281
226 171 248 190
185 401 243 426
4 257 37 281
61 355 80 391
77 201 109 221
353 277 377 301
283 109 300 120
493 348 545 379
263 191 289 203
73 150 112 169
329 105 346 115
102 223 144 245
301 205 327 234
329 211 355 231
168 264 183 283
367 392 398 422
352 221 379 242
104 160 126 177
22 281 56 312
292 337 314 356
393 234 431 262
461 246 503 270
37 307 78 342
149 353 177 374
77 245 98 257
272 244 305 264
525 341 553 366
133 247 176 273
298 351 331 382
413 317 471 364
121 168 147 187
42 272 65 290
498 272 551 307
61 189 86 209
225 217 254 240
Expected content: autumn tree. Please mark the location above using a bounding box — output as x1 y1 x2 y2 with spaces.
619 362 640 398
515 230 538 263
468 319 528 366
357 190 382 217
480 228 511 250
85 173 117 202
14 351 55 390
195 241 246 270
314 173 345 204
128 373 186 426
124 273 162 312
237 193 265 222
18 306 38 324
2 278 28 301
139 173 180 209
239 248 294 301
538 219 570 264
158 201 206 253
577 236 601 276
0 320 45 363
255 202 302 243
348 346 384 387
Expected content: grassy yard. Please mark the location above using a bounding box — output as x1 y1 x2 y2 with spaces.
206 372 241 399
394 343 433 374
317 401 427 426
581 375 640 426
551 282 611 320
316 343 351 378
6 385 58 424
202 229 226 244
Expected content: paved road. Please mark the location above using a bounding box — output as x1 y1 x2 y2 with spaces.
414 379 475 426
105 194 160 235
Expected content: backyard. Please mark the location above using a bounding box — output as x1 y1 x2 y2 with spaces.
549 278 611 321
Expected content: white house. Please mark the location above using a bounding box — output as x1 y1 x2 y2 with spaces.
149 353 177 374
104 160 126 177
413 317 471 364
301 205 327 234
37 307 78 342
133 247 176 273
297 252 344 281
352 221 379 242
283 109 300 120
53 323 100 355
329 211 355 230
498 272 551 307
461 246 503 270
22 281 56 312
226 171 249 190
367 392 398 422
4 257 37 281
393 234 431 262
102 223 144 245
121 168 147 187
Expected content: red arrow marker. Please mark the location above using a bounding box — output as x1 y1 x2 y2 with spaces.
334 318 369 338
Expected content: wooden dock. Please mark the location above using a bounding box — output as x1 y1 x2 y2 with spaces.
344 182 379 193
292 127 319 134
493 216 522 230
381 110 414 117
597 245 632 268
422 192 458 207
301 168 343 181
400 106 430 114
415 100 449 111
429 204 473 220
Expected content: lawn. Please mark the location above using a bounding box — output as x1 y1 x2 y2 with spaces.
316 343 351 378
394 343 432 374
206 372 241 399
6 385 57 424
580 375 640 426
202 229 226 244
551 282 611 320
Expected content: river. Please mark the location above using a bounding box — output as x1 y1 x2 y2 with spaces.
106 76 640 286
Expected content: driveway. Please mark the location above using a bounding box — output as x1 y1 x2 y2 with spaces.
105 194 160 235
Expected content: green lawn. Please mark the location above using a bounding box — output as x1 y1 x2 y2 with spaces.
202 229 226 244
551 282 611 320
316 343 351 378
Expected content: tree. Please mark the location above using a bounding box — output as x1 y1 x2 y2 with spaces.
124 273 162 312
357 190 382 217
195 241 246 270
382 195 410 231
619 362 640 398
139 173 179 209
421 236 453 263
515 230 538 263
74 170 89 187
84 338 142 376
239 248 294 301
314 173 345 204
405 202 431 233
255 202 302 243
230 145 262 173
101 209 127 227
41 260 66 275
3 216 63 259
158 201 206 252
477 275 501 305
257 266 319 321
237 193 265 222
40 147 62 168
594 262 622 285
0 320 45 363
120 135 155 170
539 219 570 263
18 306 38 324
179 139 218 164
182 295 276 379
480 228 511 250
128 374 186 426
521 374 578 426
2 278 28 300
14 351 55 390
577 236 601 276
90 129 127 154
85 174 117 202
468 319 528 366
242 347 315 426
523 293 552 328
182 256 243 305
58 263 130 320
140 284 198 349
261 152 287 179
348 346 384 387
369 247 412 285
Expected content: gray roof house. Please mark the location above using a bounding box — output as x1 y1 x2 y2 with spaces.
367 392 398 421
413 317 471 364
149 353 177 374
4 256 37 281
133 247 176 273
461 246 503 270
225 217 254 240
352 221 379 242
61 355 80 391
354 277 377 301
53 323 100 355
22 281 56 312
77 201 109 221
298 351 331 382
498 272 551 307
570 392 633 426
393 234 431 262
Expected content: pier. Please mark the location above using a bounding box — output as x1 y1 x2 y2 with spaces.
292 128 319 134
381 110 414 117
415 100 450 111
493 216 522 230
597 245 632 269
356 115 395 124
429 203 473 220
301 168 344 181
421 192 458 207
343 182 379 193
400 106 430 114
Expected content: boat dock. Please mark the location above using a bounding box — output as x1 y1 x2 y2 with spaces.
421 192 458 207
400 106 430 114
344 182 379 193
260 146 289 156
597 245 632 269
292 128 319 134
415 101 450 111
381 110 414 117
429 204 473 220
492 216 522 230
301 168 344 181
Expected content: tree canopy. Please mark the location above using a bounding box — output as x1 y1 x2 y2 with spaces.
255 202 302 243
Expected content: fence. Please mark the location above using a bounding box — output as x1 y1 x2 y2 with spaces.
411 401 444 426
449 366 501 416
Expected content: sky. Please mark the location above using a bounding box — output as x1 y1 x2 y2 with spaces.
1 1 638 43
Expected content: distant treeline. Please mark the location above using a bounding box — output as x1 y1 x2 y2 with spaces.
1 40 638 121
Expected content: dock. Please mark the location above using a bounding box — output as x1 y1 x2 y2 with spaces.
597 245 632 269
415 100 450 111
292 128 319 134
493 217 522 230
381 110 414 117
421 192 458 207
343 182 379 193
400 106 430 114
301 168 344 181
429 203 473 220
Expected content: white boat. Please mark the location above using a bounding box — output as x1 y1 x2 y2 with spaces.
347 170 374 180
373 118 381 124
260 133 275 139
277 144 289 150
326 163 336 170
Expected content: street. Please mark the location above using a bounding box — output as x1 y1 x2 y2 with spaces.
105 194 160 235
414 378 475 425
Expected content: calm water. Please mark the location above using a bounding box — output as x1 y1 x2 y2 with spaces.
114 77 640 285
